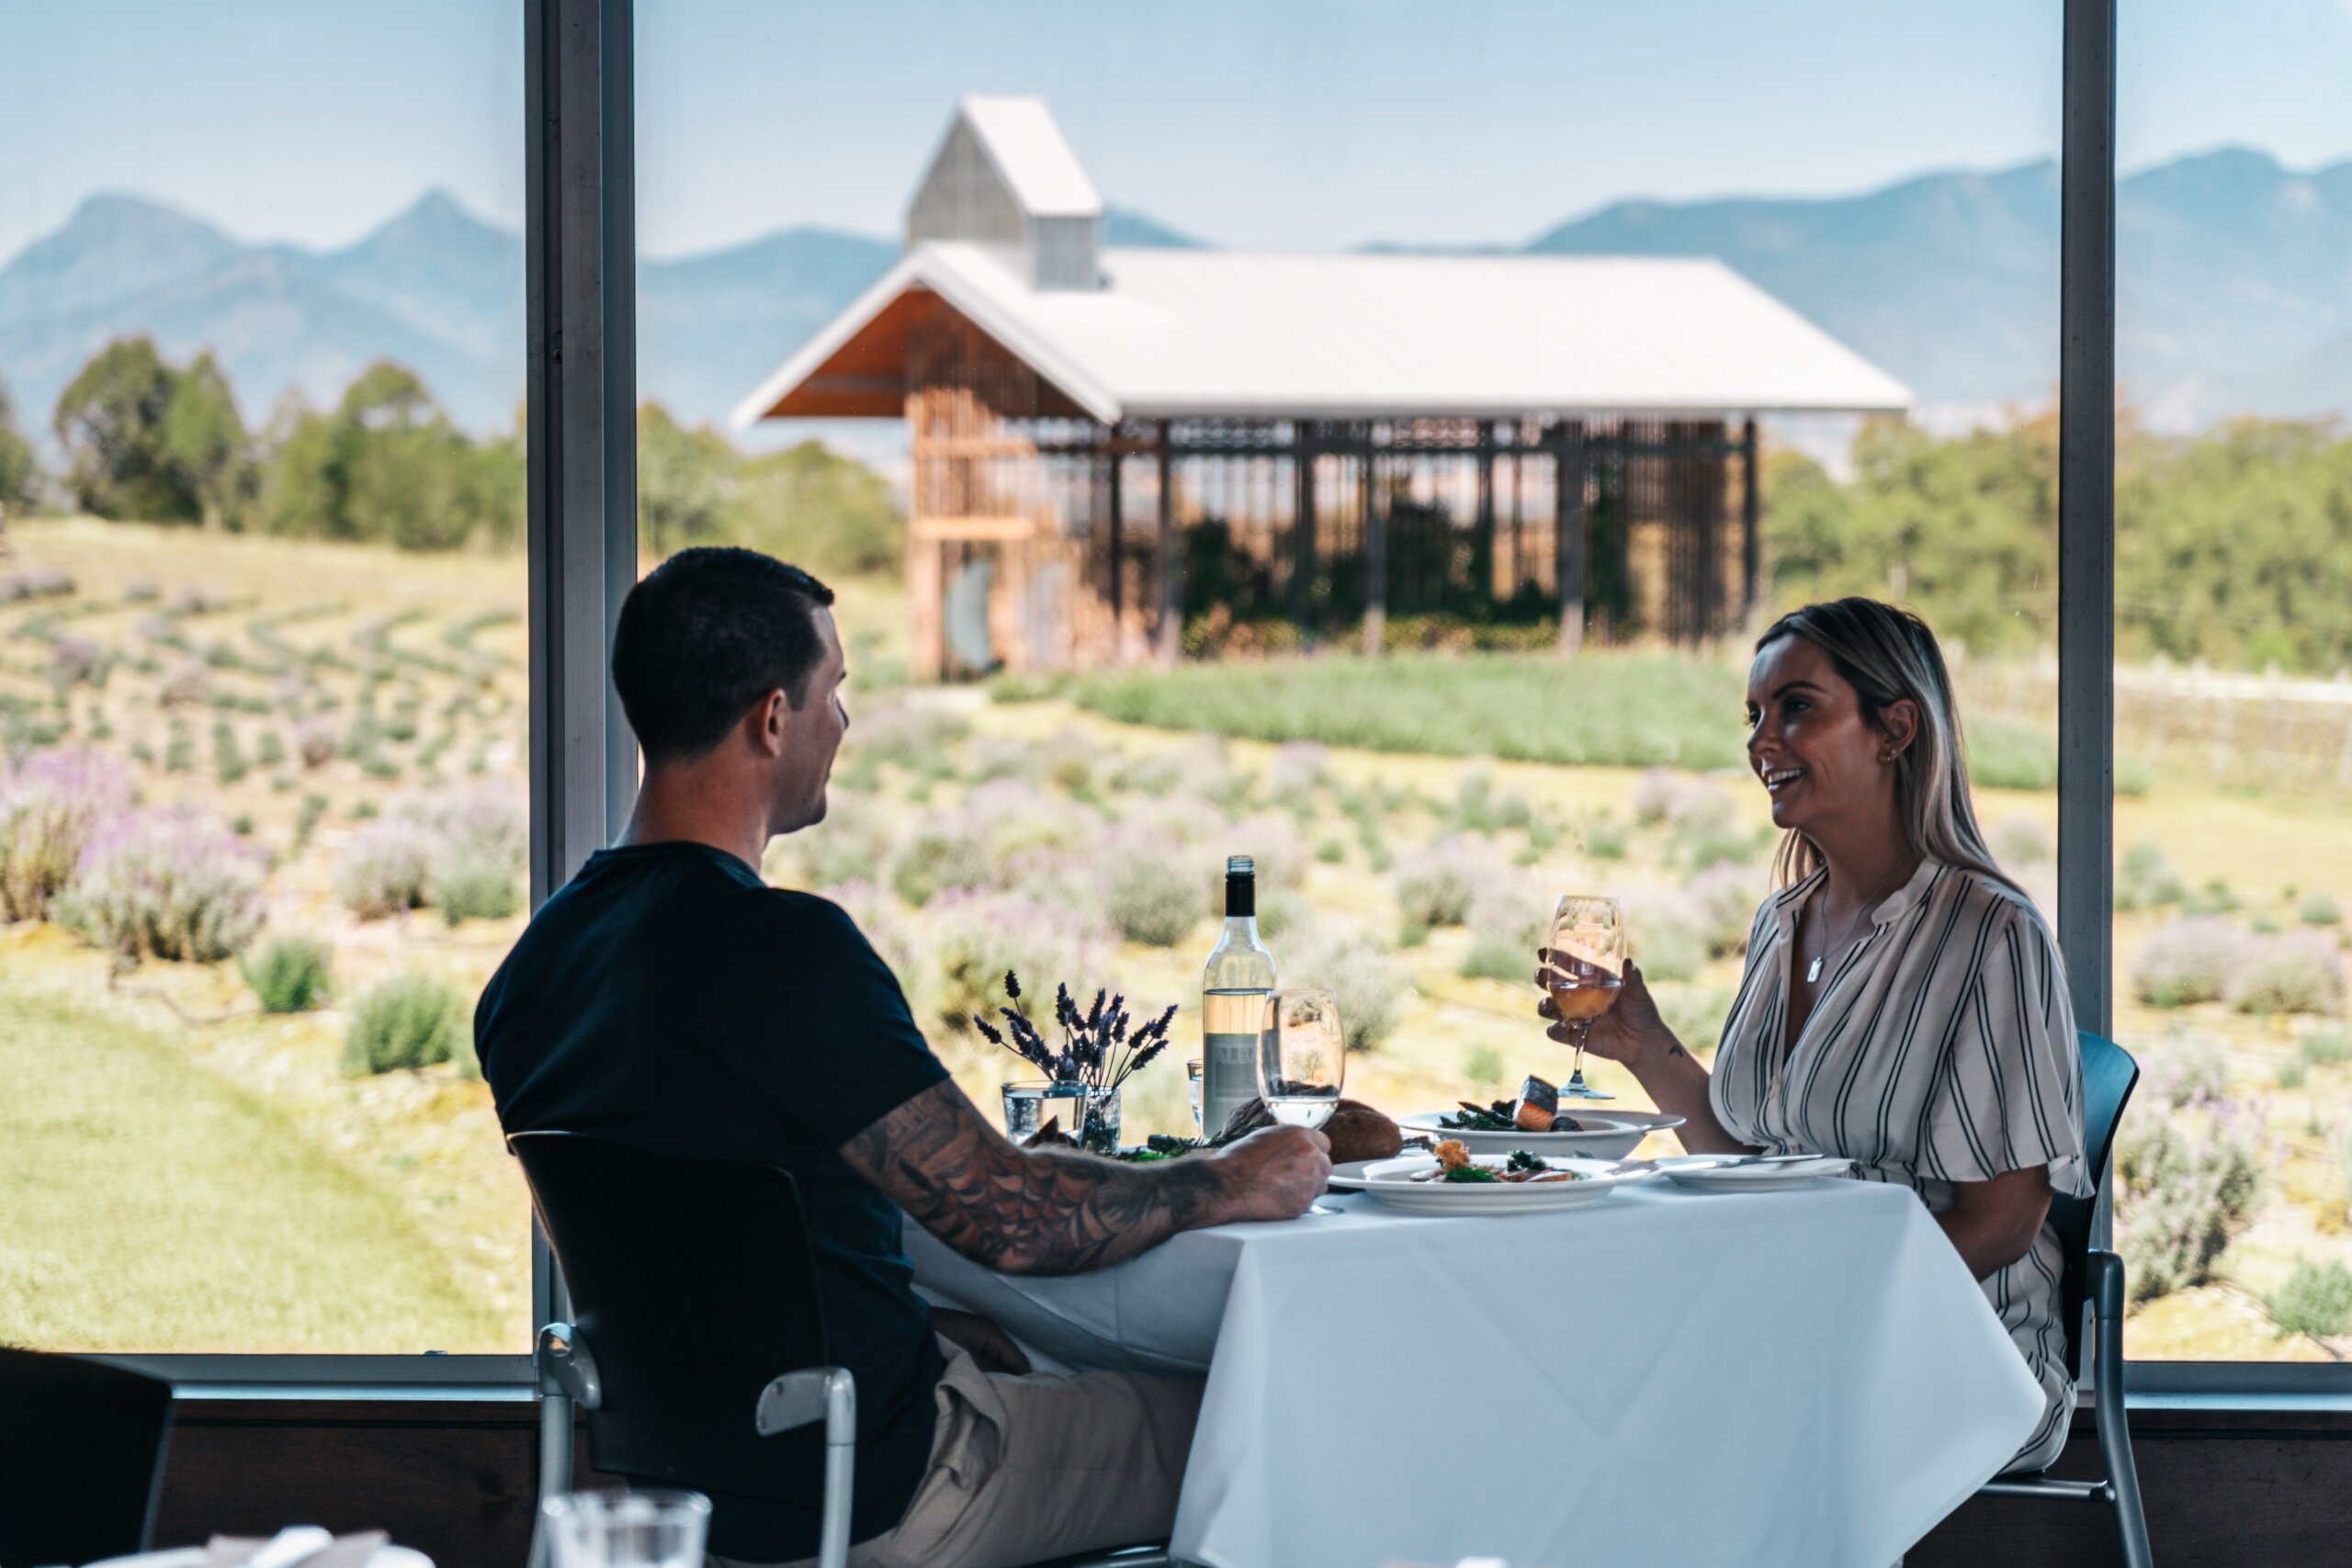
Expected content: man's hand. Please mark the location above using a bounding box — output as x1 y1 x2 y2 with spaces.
930 1306 1032 1375
842 1077 1327 1276
1206 1125 1331 1222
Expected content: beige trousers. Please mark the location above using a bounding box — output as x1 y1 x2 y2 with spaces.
762 1338 1202 1568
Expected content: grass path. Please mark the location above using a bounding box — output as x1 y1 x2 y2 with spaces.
0 987 502 1353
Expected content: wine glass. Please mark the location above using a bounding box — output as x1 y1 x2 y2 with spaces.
1546 894 1627 1100
1259 988 1346 1213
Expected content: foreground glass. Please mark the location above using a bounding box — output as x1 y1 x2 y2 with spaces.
1547 896 1628 1100
541 1490 711 1568
1258 988 1345 1129
1001 1079 1086 1141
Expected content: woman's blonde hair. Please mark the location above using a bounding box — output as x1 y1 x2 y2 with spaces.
1755 597 2018 894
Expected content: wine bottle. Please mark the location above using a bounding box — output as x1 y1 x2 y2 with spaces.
1201 854 1278 1140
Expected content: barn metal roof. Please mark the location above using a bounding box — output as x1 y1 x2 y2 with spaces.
956 96 1102 220
733 240 1912 429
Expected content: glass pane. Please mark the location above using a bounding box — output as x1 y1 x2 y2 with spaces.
2110 6 2352 1362
0 3 531 1353
636 1 2063 1156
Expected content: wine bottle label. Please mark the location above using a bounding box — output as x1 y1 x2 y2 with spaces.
1202 1031 1261 1138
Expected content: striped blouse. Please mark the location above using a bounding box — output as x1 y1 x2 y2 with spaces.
1708 856 2092 1472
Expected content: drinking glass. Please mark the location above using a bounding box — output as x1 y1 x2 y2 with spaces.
1546 894 1628 1100
1186 1058 1204 1133
541 1490 711 1568
1001 1079 1086 1141
1259 988 1346 1213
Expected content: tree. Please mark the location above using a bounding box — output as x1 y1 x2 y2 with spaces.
254 362 516 552
637 402 733 557
0 375 38 516
728 438 903 577
159 352 249 531
53 337 193 522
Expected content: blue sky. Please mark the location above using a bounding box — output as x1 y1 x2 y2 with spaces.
4 0 2350 261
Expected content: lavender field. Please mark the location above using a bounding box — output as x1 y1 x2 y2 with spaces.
3 520 2348 1361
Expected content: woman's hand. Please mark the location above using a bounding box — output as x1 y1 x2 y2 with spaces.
1534 951 1671 1069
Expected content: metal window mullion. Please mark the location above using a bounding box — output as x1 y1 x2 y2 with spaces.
2056 0 2116 1040
527 0 637 1348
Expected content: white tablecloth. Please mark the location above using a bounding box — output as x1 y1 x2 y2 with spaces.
907 1179 2043 1568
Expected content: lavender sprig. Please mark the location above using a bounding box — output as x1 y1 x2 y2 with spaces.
974 968 1182 1097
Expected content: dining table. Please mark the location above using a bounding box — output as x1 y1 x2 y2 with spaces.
906 1171 2046 1568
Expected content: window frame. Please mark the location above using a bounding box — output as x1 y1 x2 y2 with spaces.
92 0 637 1392
91 0 2341 1398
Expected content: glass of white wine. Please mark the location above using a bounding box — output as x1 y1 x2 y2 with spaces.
1547 894 1628 1100
1259 987 1346 1213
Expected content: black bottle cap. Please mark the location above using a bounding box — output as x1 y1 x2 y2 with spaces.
1225 854 1256 917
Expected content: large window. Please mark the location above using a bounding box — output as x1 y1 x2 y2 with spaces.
633 6 2067 1168
0 1 532 1355
2108 4 2352 1366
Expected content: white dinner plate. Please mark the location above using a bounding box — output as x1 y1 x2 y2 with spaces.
1655 1153 1854 1190
1398 1108 1686 1160
1357 1154 1656 1213
84 1550 434 1568
1327 1157 1389 1190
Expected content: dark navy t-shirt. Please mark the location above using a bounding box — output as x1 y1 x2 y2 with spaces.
475 840 948 1552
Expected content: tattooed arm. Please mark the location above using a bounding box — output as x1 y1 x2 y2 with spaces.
841 1077 1332 1276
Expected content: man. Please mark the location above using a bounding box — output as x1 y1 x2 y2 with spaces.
476 547 1329 1568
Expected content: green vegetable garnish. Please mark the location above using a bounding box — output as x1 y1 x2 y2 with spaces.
1505 1149 1545 1174
1442 1165 1501 1183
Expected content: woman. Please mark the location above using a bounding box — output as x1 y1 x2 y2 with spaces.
1539 597 2089 1473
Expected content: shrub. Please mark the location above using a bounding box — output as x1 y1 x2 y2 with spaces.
1990 812 2052 869
2267 1261 2352 1341
241 935 333 1012
1464 1043 1507 1093
1685 863 1766 958
2154 1036 2230 1109
50 636 108 688
1453 767 1498 833
2227 933 2346 1017
334 815 438 918
890 814 992 907
55 806 266 963
0 747 133 919
1584 817 1629 861
433 852 522 925
212 719 249 785
1040 728 1098 794
2301 1026 2352 1067
965 733 1044 784
919 890 1106 1036
1315 837 1346 864
2184 877 2241 917
2280 1059 2308 1089
856 702 969 775
157 657 211 707
1265 741 1329 800
1393 835 1493 931
1461 881 1544 982
1287 926 1406 1052
1097 829 1204 947
1223 812 1307 896
425 782 528 872
2130 919 2250 1009
1623 886 1708 984
766 792 899 894
255 729 286 767
295 716 339 769
1667 813 1763 874
2301 893 2345 928
1630 768 1682 827
343 971 469 1075
2116 842 2188 911
1255 885 1309 941
2115 1122 2260 1302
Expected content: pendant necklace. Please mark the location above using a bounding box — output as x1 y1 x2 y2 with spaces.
1804 886 1889 985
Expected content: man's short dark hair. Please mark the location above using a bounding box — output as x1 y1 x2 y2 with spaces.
612 547 836 764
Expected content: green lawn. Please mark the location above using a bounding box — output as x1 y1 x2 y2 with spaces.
0 987 502 1353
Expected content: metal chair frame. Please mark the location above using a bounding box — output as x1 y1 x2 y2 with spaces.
1974 1032 2153 1568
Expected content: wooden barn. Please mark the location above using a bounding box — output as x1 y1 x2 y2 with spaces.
735 96 1910 679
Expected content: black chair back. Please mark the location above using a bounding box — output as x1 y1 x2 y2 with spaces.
509 1134 832 1530
2050 1031 2140 1379
0 1346 175 1568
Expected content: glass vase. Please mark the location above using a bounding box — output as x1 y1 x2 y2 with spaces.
1080 1086 1123 1155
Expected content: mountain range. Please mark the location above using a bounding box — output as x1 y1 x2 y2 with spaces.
3 146 2348 452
